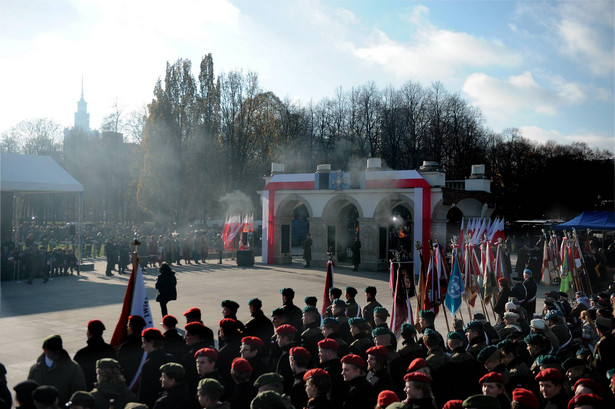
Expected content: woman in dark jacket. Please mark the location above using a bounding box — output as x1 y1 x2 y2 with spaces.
155 263 177 317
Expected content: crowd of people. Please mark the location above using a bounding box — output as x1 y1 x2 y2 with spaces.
2 269 615 409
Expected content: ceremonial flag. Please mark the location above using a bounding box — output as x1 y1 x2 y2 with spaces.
110 252 154 388
445 250 464 315
391 261 413 332
559 238 573 293
457 218 465 260
321 259 335 316
389 259 396 294
415 243 428 323
541 237 551 285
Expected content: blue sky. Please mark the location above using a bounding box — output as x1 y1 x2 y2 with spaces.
1 0 613 151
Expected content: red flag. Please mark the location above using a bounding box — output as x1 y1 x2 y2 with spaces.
110 252 154 388
321 259 335 316
391 262 413 333
389 259 395 295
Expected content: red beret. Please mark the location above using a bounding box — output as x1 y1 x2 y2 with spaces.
184 307 201 318
231 357 253 373
219 318 240 331
185 322 208 337
377 390 400 408
498 278 508 285
290 346 311 359
567 394 604 409
275 324 297 335
407 358 427 373
241 336 264 349
87 319 105 333
512 388 539 409
141 327 163 338
573 378 606 396
341 354 365 368
194 348 218 360
318 338 339 351
303 368 329 382
535 368 563 382
442 400 464 409
404 372 431 384
162 315 178 327
367 345 389 357
480 372 505 385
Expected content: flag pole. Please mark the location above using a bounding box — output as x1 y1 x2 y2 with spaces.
415 241 425 326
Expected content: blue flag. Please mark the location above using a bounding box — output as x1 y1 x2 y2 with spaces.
445 252 464 315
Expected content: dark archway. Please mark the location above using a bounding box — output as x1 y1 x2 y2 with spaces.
390 205 413 259
447 206 463 245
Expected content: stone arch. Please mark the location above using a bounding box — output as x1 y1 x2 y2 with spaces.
320 195 363 263
373 194 415 260
276 194 314 219
321 194 364 219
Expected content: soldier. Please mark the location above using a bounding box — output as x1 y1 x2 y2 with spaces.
228 358 256 409
154 363 191 409
288 347 310 409
243 298 274 360
161 315 188 361
521 269 537 316
363 286 382 328
332 299 351 343
281 288 304 333
73 319 116 390
464 320 488 359
240 336 267 384
345 286 361 318
274 324 298 394
402 372 437 409
341 354 376 409
301 306 324 367
302 234 312 268
117 315 147 387
348 317 375 360
28 335 86 406
317 338 346 407
195 348 224 385
138 328 176 409
535 368 569 409
479 372 510 409
196 378 229 409
365 345 394 396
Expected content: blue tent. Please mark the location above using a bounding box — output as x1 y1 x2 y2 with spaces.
554 211 615 230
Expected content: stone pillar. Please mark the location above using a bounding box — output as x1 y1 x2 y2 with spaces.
309 217 328 268
273 216 292 264
432 218 448 247
358 218 380 271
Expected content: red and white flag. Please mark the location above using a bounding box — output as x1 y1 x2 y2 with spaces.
321 259 335 316
110 255 153 388
391 261 413 332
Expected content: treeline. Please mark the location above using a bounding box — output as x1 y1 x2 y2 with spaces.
2 54 613 225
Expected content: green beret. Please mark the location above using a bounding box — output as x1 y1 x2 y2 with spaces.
535 355 560 366
374 306 390 317
348 317 367 326
322 317 338 327
303 306 319 314
464 320 483 332
419 310 435 320
42 334 63 351
447 331 464 341
345 286 358 296
332 298 346 307
496 339 515 354
251 391 284 409
524 334 546 345
477 345 499 363
96 358 120 370
253 372 284 389
372 326 394 337
198 378 224 393
67 391 95 407
607 368 615 380
562 357 585 370
159 362 185 379
576 347 591 357
462 394 500 409
401 323 417 337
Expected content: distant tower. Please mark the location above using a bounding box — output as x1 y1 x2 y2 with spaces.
74 76 90 131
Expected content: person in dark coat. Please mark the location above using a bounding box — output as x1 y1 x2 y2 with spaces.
228 358 257 409
154 263 177 317
73 319 116 390
363 286 382 329
118 237 130 275
303 234 313 268
288 347 310 409
117 315 147 388
304 368 335 409
0 363 11 409
182 322 216 403
243 298 274 360
341 354 376 409
402 372 437 409
318 339 347 408
274 324 298 394
153 363 191 409
161 315 187 361
535 368 569 409
240 336 267 385
138 328 176 408
351 236 361 272
494 278 511 321
521 269 537 317
105 239 117 277
301 306 324 367
365 345 394 397
218 319 243 394
90 358 138 409
27 335 87 406
281 288 304 333
12 380 39 409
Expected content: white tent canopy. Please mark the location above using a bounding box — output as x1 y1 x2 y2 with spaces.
1 153 83 192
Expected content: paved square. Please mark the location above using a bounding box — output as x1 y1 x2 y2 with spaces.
0 254 552 393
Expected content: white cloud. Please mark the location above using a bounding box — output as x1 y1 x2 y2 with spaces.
520 125 615 152
352 6 522 83
462 71 587 121
558 18 614 76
